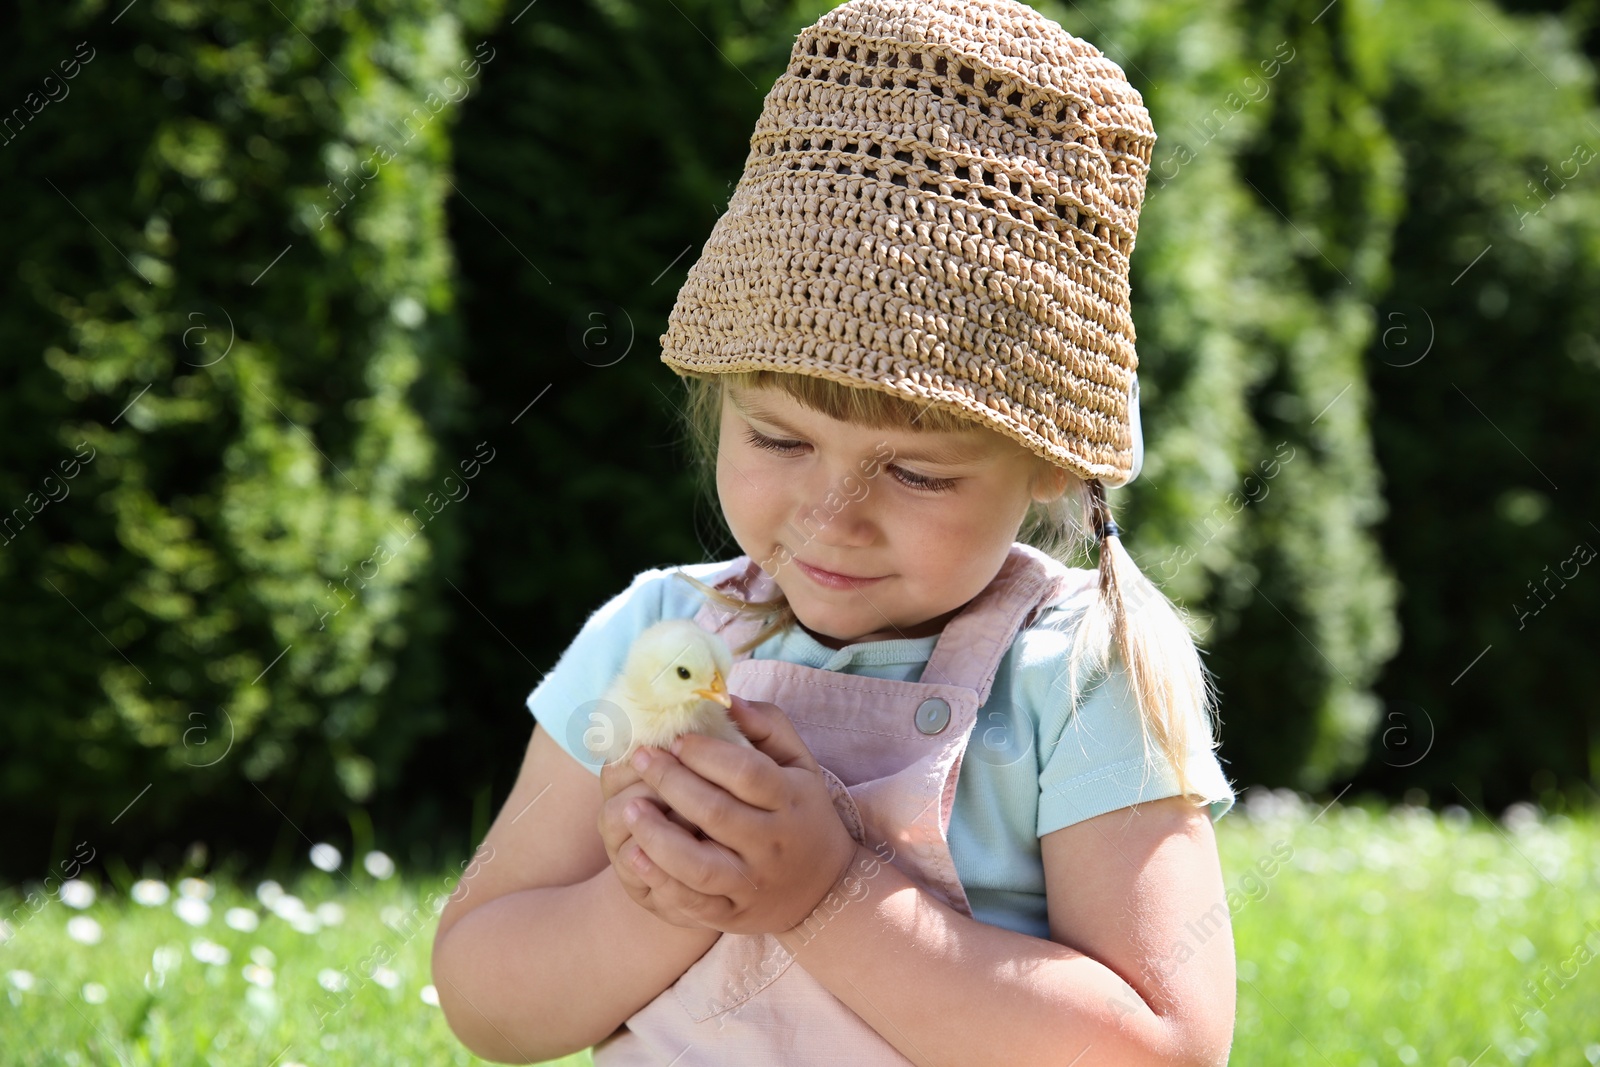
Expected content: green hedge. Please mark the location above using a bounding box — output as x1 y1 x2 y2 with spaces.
0 0 500 875
1351 0 1600 810
4 0 1597 879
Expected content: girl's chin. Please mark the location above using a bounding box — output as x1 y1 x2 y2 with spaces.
790 606 872 648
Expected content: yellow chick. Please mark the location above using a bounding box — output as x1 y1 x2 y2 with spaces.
602 619 752 762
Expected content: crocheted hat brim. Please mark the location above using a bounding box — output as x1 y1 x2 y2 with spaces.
659 0 1153 488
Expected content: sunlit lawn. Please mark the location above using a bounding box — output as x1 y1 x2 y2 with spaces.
1220 791 1599 1065
3 793 1597 1065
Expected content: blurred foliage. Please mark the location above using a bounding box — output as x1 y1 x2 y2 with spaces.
0 0 501 876
1347 0 1600 811
2 0 1597 878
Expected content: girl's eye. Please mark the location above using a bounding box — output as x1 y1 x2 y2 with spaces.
741 427 956 493
890 466 957 493
742 427 804 455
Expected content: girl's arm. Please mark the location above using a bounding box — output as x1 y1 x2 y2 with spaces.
772 795 1236 1067
624 704 1236 1066
431 724 720 1064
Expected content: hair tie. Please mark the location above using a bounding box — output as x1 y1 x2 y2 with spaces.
1089 478 1122 541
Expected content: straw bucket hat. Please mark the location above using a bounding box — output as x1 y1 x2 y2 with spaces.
659 0 1152 488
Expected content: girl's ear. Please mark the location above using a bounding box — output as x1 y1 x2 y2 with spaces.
1030 461 1072 503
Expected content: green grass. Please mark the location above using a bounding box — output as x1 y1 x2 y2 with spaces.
2 796 1597 1065
0 858 591 1067
1218 793 1600 1065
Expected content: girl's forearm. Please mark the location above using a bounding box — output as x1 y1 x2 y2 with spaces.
774 845 1198 1067
433 864 720 1063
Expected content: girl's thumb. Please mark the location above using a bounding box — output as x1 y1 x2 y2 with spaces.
727 694 815 770
727 693 769 726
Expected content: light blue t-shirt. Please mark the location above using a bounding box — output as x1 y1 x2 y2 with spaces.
526 556 1236 941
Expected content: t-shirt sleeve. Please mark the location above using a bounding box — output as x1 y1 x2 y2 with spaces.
1033 652 1236 837
524 567 672 776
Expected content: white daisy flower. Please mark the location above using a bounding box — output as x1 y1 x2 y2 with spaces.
309 843 342 872
225 907 259 932
173 897 211 927
66 916 103 945
255 880 284 907
177 877 214 901
249 946 276 969
7 970 35 992
131 880 171 907
370 965 400 990
152 945 183 973
363 850 396 880
59 880 96 909
1502 801 1541 835
269 894 306 919
242 963 274 988
1508 935 1538 964
190 939 230 966
314 902 345 927
419 984 440 1006
318 968 349 992
288 912 321 935
81 982 108 1004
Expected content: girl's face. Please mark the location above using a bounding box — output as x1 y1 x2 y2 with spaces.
716 382 1070 649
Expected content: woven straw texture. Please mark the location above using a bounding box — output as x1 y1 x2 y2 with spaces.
658 0 1156 487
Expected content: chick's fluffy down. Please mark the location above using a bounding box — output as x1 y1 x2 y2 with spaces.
598 619 752 761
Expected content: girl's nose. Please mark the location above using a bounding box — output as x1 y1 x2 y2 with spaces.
790 468 876 547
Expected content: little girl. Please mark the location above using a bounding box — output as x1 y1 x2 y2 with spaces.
433 1 1239 1063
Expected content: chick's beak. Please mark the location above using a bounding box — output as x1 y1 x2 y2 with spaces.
693 669 733 709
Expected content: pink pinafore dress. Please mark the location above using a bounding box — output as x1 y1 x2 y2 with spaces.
592 542 1088 1065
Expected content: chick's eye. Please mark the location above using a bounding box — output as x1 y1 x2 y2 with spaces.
675 666 691 680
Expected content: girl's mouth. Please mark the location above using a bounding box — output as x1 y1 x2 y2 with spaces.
795 559 887 589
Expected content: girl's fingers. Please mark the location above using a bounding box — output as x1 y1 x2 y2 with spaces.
630 842 731 928
624 796 749 899
663 808 703 836
614 843 653 901
599 782 666 855
665 732 788 812
599 749 653 801
723 697 822 776
633 749 765 844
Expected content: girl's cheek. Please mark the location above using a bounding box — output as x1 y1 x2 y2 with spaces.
717 460 772 539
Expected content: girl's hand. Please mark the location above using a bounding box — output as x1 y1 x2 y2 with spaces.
598 749 703 926
621 695 861 936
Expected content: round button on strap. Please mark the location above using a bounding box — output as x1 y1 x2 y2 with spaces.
914 697 952 735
